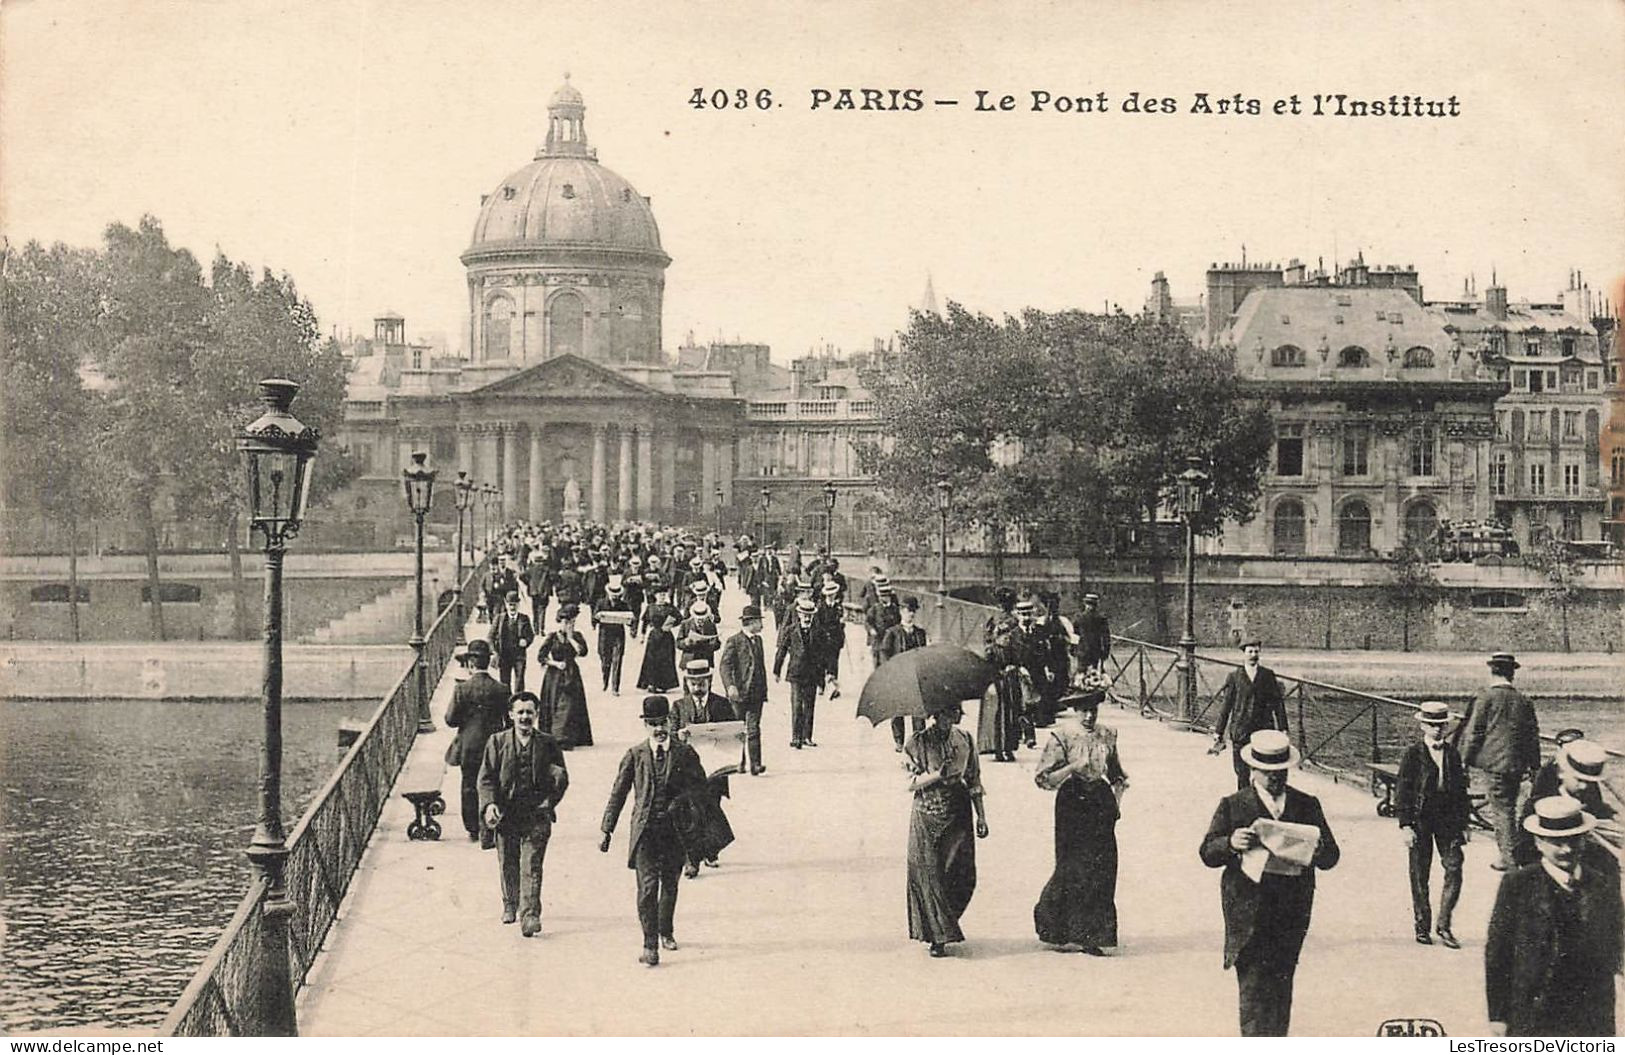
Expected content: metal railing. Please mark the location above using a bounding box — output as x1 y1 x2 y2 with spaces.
902 586 1623 806
160 554 488 1036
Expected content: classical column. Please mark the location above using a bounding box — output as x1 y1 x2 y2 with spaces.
590 423 607 522
717 435 734 507
455 423 473 474
528 425 546 522
636 424 654 518
700 436 717 513
501 423 520 521
660 429 678 517
479 425 500 491
617 427 633 522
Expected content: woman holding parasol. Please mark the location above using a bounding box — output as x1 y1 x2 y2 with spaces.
903 700 990 957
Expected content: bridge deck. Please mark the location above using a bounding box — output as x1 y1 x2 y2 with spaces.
296 592 1546 1037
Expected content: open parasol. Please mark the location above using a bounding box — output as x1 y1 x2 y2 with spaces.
856 644 996 725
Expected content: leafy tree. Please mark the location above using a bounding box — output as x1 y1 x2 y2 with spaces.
0 240 110 640
865 304 1273 637
1383 538 1444 652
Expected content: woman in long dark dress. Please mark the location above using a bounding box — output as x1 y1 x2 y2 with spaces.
539 602 592 748
1032 691 1128 954
977 618 1028 763
636 582 681 692
904 701 989 957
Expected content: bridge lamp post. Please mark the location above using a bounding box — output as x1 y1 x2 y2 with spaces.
714 484 725 536
935 478 951 606
403 452 437 734
822 481 837 556
481 484 498 549
1176 456 1211 725
238 378 318 1037
759 486 771 546
452 471 474 647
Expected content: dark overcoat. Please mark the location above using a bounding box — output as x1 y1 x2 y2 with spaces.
476 727 570 823
1198 785 1341 969
1211 666 1289 744
1394 739 1470 836
444 671 510 766
601 739 708 868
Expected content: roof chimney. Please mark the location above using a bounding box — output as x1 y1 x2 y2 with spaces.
1485 279 1508 321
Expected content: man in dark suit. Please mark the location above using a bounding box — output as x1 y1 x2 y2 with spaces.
720 604 771 774
863 576 901 674
444 639 510 840
524 555 554 630
1073 593 1111 673
477 692 569 936
591 577 633 696
752 547 782 620
881 597 928 751
600 695 708 966
1394 700 1471 948
775 596 823 749
1209 639 1289 790
1454 651 1540 871
488 591 535 692
672 659 738 877
1486 797 1621 1037
1199 730 1341 1037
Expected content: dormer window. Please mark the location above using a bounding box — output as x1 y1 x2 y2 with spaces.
503 186 516 200
622 188 632 202
561 183 576 199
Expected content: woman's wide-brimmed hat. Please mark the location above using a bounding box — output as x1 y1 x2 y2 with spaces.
1240 729 1298 771
556 602 580 621
1057 688 1104 712
1523 795 1596 838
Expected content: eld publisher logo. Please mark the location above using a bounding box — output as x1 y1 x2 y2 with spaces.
1380 1019 1447 1036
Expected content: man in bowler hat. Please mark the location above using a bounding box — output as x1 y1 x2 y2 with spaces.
1199 730 1340 1036
477 691 569 936
1454 651 1540 871
1486 796 1621 1036
488 590 535 692
444 639 509 839
1209 639 1289 790
600 695 708 966
1395 701 1470 948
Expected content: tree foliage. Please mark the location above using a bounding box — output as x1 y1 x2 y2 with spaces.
1523 527 1583 653
1383 538 1445 652
1 215 356 639
863 303 1273 625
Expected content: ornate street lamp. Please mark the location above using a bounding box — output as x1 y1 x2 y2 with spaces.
934 478 951 606
822 481 837 556
759 486 771 547
714 484 726 536
687 489 698 527
1175 456 1211 725
453 471 475 645
403 452 437 734
481 484 498 549
237 378 319 1036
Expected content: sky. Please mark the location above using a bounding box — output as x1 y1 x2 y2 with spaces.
4 0 1623 361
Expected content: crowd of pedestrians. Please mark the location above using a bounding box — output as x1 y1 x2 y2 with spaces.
438 519 1618 1036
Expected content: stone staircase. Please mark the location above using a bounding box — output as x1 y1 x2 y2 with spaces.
301 561 453 644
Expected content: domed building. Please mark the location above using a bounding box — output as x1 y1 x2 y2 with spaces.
333 76 884 546
462 76 670 376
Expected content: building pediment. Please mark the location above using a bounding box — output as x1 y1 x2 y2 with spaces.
466 354 667 401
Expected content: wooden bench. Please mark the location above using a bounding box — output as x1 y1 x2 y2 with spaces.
1365 761 1492 830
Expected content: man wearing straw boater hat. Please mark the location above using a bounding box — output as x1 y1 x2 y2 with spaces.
1199 729 1341 1037
1394 701 1470 949
1485 796 1622 1037
592 576 633 697
775 595 823 749
1515 739 1618 864
1453 651 1540 872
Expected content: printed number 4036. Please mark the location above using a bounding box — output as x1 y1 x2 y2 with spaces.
690 88 774 110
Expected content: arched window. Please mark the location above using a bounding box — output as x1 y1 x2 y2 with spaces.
1338 345 1369 368
1403 346 1435 368
1404 500 1438 547
1273 498 1306 556
548 291 585 358
484 296 513 360
1338 499 1372 555
1272 344 1306 367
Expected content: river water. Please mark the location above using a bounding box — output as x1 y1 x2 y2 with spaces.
0 699 361 1033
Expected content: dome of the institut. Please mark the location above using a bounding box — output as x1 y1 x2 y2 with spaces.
466 77 666 259
462 76 669 366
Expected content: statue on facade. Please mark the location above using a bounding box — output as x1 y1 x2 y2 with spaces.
563 477 583 523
